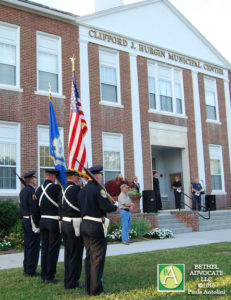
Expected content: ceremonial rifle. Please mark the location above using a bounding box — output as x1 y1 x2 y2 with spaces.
75 158 116 204
14 171 27 186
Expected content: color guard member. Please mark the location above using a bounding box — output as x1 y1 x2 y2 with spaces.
19 170 40 276
78 166 118 296
60 169 84 289
33 168 61 283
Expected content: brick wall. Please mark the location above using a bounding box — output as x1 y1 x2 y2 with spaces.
171 211 199 231
0 4 79 177
183 69 197 181
88 43 135 180
198 73 231 208
108 212 158 228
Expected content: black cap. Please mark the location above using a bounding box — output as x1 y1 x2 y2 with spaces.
64 169 79 177
45 168 60 175
89 165 103 175
23 170 36 179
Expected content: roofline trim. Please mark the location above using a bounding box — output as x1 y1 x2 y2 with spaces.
1 0 78 24
77 0 231 68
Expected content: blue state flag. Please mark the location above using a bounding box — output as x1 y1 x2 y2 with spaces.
49 94 67 187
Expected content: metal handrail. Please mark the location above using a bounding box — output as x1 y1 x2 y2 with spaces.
179 191 210 220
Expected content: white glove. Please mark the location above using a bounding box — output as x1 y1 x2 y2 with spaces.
114 201 119 208
34 228 40 233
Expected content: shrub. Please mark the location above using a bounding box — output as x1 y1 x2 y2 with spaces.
144 228 174 239
127 189 141 197
130 218 151 238
0 199 20 236
9 219 23 239
108 220 120 234
107 229 138 242
3 233 24 250
0 240 11 251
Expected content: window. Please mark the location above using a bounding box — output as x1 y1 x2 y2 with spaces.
102 133 124 183
0 122 20 192
204 77 218 121
148 63 184 116
38 125 64 185
99 49 120 104
209 145 224 192
0 22 19 87
148 76 156 109
37 32 62 94
159 79 172 112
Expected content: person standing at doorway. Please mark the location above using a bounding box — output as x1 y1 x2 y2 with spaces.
153 171 162 211
172 176 182 209
192 177 203 211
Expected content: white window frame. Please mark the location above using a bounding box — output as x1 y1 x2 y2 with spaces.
102 132 124 183
0 121 20 195
204 77 219 123
36 31 62 97
209 144 225 194
99 48 122 107
0 21 21 91
37 125 64 184
148 62 185 117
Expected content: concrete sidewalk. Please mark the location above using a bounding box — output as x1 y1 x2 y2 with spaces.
1 229 231 270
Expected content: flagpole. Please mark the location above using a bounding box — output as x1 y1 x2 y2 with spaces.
70 55 76 72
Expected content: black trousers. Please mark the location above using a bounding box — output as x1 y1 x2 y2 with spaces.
22 218 40 275
174 191 182 209
39 218 61 280
61 221 84 289
193 195 201 211
81 220 107 295
155 194 162 210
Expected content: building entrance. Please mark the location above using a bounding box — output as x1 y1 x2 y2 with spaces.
151 146 183 209
149 122 191 209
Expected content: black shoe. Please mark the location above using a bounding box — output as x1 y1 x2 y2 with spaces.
44 278 59 284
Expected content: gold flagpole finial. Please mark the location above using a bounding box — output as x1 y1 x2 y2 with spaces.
70 55 76 71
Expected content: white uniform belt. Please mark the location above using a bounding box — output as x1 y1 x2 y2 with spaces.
41 215 59 220
23 216 30 219
83 216 102 223
62 217 72 222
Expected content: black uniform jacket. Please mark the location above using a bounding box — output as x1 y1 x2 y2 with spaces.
78 181 117 218
153 177 160 195
19 185 35 217
33 180 61 227
60 181 81 218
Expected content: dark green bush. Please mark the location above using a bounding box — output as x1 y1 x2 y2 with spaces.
0 199 20 237
108 220 121 234
9 218 23 239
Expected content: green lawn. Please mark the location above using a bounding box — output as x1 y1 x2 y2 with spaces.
0 242 231 300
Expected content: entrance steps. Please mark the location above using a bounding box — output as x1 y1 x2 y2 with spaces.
157 211 192 235
199 210 231 232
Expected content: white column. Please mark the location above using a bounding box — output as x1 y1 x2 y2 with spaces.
224 75 231 171
79 39 92 167
192 71 206 187
129 53 144 211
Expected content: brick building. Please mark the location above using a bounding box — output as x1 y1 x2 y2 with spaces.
0 0 231 210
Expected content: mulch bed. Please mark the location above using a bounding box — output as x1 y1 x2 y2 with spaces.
0 238 155 255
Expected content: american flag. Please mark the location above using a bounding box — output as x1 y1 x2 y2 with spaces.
68 68 88 173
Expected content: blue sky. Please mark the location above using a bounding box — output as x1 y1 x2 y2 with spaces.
30 0 231 63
